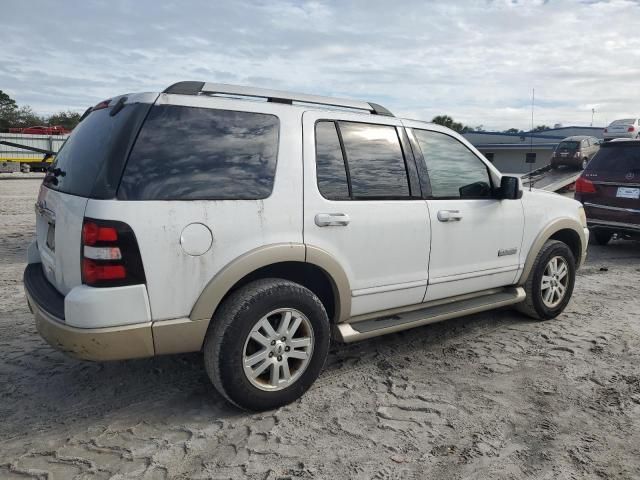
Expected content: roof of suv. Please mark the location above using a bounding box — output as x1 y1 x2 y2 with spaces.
163 81 395 117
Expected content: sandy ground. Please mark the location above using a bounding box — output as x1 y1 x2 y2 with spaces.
1 177 640 480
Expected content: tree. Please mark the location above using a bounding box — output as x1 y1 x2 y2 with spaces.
48 110 82 130
0 90 18 131
531 125 551 132
504 128 523 134
431 115 467 133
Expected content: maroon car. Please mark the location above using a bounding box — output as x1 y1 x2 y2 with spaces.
575 140 640 245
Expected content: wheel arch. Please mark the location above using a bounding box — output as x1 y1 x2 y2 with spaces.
183 244 350 349
518 218 586 286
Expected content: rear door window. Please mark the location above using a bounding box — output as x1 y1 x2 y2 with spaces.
118 105 279 200
338 122 410 199
315 121 350 200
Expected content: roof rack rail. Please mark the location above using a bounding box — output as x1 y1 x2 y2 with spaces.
163 81 394 117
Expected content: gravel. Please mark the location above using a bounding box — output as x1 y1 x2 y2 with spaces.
1 178 639 479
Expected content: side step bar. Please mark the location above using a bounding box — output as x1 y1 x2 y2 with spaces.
336 287 526 343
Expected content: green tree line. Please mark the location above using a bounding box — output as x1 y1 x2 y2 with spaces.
0 90 81 132
431 115 550 134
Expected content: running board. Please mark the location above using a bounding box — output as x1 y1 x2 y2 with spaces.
336 287 526 343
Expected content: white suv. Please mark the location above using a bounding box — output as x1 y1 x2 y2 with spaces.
24 82 589 410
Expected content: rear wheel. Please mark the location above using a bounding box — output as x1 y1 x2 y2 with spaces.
204 278 330 411
592 229 613 246
517 240 576 320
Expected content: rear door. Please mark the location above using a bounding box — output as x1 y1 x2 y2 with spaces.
303 111 430 317
35 96 154 295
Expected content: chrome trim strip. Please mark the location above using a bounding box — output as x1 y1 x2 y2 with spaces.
429 265 519 285
584 202 640 214
592 181 640 188
588 219 640 231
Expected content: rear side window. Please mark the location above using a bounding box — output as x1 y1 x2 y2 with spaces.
413 129 492 199
118 105 279 200
338 122 410 198
587 144 640 173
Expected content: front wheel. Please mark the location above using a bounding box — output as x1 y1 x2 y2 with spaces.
203 278 330 411
517 240 576 320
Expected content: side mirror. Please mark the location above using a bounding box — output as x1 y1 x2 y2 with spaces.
497 176 522 200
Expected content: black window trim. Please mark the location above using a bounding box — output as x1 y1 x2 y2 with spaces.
410 127 496 201
313 118 422 201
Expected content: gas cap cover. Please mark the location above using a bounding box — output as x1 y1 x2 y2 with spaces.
180 223 212 256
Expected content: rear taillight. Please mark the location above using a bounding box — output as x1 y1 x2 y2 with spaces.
575 176 596 194
81 218 145 287
628 126 635 132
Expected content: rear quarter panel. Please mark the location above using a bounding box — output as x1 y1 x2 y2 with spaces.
85 96 304 321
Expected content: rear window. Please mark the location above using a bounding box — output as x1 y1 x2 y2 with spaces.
118 105 279 200
610 119 635 125
587 144 640 173
43 103 151 198
557 141 579 149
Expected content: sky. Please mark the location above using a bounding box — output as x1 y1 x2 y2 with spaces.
2 0 640 131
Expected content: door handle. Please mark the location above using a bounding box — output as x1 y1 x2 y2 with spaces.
437 210 463 222
315 213 350 227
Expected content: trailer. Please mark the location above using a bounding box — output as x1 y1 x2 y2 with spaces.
0 133 66 172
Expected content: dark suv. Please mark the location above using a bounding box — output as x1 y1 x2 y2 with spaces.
551 136 600 170
575 140 640 244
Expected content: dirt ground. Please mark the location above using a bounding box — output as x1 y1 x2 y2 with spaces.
1 176 640 480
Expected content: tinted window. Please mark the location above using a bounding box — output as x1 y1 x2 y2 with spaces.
413 129 492 199
43 103 151 198
119 105 279 200
315 121 349 200
558 141 579 150
339 122 409 198
587 144 640 173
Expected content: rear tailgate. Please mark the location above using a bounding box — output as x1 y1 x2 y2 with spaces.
35 186 87 295
581 142 640 226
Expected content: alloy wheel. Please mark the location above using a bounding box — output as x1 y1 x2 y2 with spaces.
540 256 570 308
242 308 314 391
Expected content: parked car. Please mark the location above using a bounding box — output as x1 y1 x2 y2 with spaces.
550 135 601 170
24 82 588 411
575 139 640 245
603 118 640 142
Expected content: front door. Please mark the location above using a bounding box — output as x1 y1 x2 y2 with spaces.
303 111 430 318
407 126 525 301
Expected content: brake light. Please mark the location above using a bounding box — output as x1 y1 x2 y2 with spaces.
92 99 111 111
628 126 635 132
81 218 145 287
575 176 596 193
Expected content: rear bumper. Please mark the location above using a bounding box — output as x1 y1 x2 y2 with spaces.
24 263 155 361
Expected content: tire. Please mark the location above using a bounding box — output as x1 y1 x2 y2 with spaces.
203 278 330 411
592 229 613 246
516 240 576 320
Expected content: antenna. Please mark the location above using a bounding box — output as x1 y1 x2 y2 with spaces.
529 88 535 191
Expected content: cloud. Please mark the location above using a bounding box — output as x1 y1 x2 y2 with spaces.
1 0 639 130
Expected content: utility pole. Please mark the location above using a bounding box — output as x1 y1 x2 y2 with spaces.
591 108 595 127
